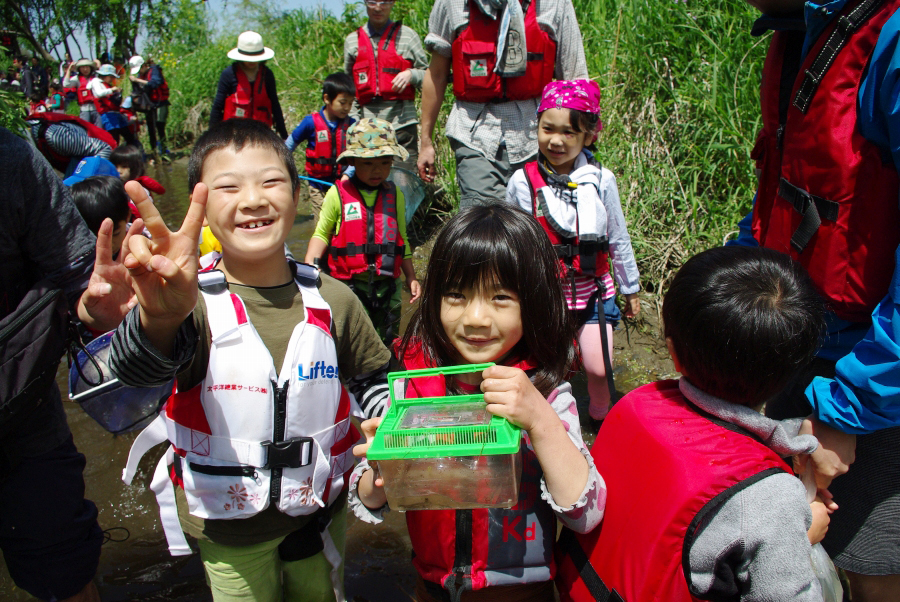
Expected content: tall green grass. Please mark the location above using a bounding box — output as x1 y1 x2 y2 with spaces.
149 0 768 297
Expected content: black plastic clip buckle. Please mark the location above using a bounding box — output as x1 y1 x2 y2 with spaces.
261 437 314 469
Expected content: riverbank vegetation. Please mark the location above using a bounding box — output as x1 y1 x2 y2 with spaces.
8 0 768 297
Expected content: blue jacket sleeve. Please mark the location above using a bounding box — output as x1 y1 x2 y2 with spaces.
286 115 316 153
805 9 900 433
210 66 235 127
808 245 900 433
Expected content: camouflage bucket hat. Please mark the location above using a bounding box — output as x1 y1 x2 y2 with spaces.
337 118 409 162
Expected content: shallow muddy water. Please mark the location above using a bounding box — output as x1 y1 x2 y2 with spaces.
0 158 668 600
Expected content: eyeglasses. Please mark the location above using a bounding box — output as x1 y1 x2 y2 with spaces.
364 1 395 6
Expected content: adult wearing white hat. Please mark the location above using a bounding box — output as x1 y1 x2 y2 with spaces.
129 55 171 155
209 31 287 139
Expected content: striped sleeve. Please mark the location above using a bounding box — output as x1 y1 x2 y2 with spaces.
109 306 198 387
347 362 391 419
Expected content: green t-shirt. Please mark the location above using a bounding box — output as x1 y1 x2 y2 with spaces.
174 273 390 546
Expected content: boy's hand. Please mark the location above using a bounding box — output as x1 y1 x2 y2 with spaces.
391 70 413 93
77 217 143 331
808 496 834 545
481 365 553 433
407 278 421 303
123 181 207 329
796 416 856 490
623 293 640 319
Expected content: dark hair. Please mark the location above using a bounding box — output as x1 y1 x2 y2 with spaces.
49 81 61 91
109 144 144 179
322 72 355 101
663 246 824 407
70 175 131 233
399 203 577 396
189 118 299 193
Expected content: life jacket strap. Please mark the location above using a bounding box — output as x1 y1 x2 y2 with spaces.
557 528 625 602
777 178 839 252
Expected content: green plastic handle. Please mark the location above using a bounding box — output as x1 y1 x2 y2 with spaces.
387 363 495 380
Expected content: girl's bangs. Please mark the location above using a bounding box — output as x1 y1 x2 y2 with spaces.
436 221 522 294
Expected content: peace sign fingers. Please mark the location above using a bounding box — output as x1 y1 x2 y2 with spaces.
124 180 171 240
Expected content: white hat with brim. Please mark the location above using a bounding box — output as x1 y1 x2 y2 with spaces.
97 64 118 77
129 55 145 75
227 31 275 62
74 58 95 68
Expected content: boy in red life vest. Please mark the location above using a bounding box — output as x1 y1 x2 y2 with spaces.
556 246 834 602
108 119 394 601
286 73 357 221
304 117 421 345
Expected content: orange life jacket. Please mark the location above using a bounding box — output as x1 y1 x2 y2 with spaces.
353 22 415 104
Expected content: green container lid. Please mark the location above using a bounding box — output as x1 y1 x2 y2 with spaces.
367 364 522 460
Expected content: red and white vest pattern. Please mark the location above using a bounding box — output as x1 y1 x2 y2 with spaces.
555 380 791 602
451 0 556 103
305 112 349 180
123 263 359 556
353 23 415 104
399 348 556 593
751 0 900 322
328 179 404 279
76 74 94 105
223 64 274 127
524 161 609 279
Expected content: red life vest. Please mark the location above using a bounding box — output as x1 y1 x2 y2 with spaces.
524 161 610 280
94 81 121 114
751 0 900 322
76 74 94 105
27 111 117 172
398 348 558 595
555 380 791 602
304 112 349 181
451 0 556 103
147 65 170 103
328 179 404 279
353 22 415 104
223 64 274 127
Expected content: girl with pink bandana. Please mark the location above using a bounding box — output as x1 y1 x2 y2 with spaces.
506 79 641 424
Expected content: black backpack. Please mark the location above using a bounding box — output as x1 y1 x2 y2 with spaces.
0 279 68 430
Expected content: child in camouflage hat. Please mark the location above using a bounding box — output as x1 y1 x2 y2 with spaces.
305 118 421 344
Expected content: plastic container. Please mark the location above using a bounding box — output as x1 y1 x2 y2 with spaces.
68 331 173 434
367 363 523 511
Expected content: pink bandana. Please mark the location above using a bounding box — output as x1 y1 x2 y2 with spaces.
537 79 601 115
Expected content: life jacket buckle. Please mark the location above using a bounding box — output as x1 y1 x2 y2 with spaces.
261 436 314 469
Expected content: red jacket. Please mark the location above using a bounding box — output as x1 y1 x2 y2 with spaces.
76 74 94 105
223 65 274 127
451 0 556 103
304 112 349 181
751 0 900 322
399 350 558 596
94 81 121 114
353 23 415 104
524 161 609 280
327 179 404 279
555 380 791 602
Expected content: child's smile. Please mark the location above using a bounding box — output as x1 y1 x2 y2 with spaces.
537 108 589 175
440 283 523 368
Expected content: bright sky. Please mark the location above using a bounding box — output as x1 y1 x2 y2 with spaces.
55 0 351 59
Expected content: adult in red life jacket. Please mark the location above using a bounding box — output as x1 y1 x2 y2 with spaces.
63 58 103 128
417 0 587 208
343 0 427 173
129 55 171 155
556 246 828 602
89 64 139 147
25 111 116 175
210 31 288 139
729 1 900 598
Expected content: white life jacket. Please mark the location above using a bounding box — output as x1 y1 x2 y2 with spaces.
123 263 358 593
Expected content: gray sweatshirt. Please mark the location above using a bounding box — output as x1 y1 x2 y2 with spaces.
681 378 824 601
